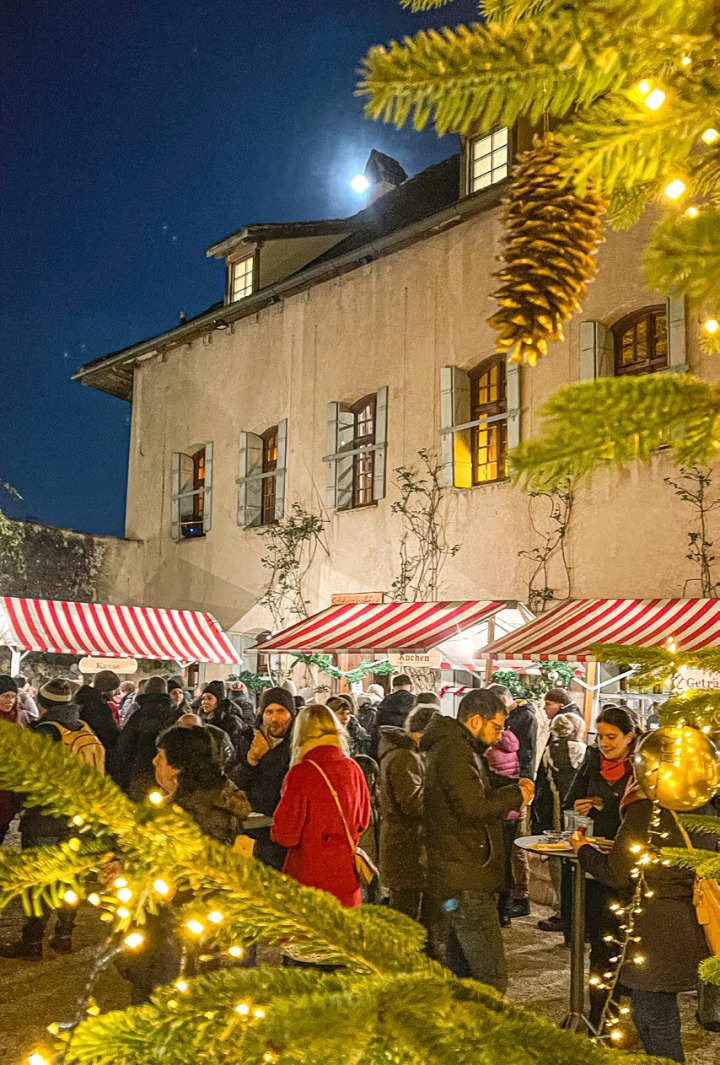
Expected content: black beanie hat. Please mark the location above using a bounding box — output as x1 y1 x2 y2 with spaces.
0 675 18 695
204 680 226 704
259 686 296 717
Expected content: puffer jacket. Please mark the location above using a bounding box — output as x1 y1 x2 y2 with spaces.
176 779 251 846
206 700 246 753
115 693 179 800
485 730 521 821
377 726 425 890
369 690 416 761
421 714 522 900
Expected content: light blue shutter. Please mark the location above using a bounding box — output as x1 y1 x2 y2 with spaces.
238 432 263 527
666 295 687 371
440 366 472 488
274 419 287 521
171 453 181 540
505 362 520 451
326 402 354 510
373 386 388 501
579 321 613 380
202 442 213 534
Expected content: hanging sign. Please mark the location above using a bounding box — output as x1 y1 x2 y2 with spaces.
388 650 442 669
79 657 138 675
674 668 720 691
331 592 385 605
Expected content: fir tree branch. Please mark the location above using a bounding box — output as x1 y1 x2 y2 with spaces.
0 839 110 915
678 812 720 836
661 690 720 730
643 206 720 303
660 845 720 880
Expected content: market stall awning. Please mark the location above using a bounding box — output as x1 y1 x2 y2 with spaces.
252 601 514 656
481 598 720 662
0 596 239 665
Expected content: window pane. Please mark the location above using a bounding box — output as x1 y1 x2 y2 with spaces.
354 452 375 506
470 128 509 193
232 258 254 301
262 475 276 524
654 313 668 358
492 128 508 149
614 307 668 377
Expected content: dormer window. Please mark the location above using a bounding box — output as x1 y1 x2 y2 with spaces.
230 256 254 302
469 128 509 193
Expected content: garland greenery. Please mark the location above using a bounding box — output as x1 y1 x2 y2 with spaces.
289 654 396 686
3 720 711 1065
590 640 720 689
491 661 578 701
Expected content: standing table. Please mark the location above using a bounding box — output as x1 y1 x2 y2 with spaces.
515 835 595 1034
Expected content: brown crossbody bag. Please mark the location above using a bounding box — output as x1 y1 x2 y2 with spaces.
309 760 378 888
675 814 720 955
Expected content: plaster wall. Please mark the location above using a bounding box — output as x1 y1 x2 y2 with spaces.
110 205 720 631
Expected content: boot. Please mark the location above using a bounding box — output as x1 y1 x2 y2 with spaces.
509 898 530 918
49 934 73 954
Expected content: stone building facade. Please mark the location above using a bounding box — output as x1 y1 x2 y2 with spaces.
75 131 720 638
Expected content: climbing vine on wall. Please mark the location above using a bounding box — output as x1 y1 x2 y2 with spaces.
256 503 328 629
0 481 26 576
518 479 574 614
664 465 720 597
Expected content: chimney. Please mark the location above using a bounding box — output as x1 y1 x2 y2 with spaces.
363 149 408 205
179 311 187 324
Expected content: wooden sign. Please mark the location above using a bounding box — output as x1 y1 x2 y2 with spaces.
674 668 720 691
388 650 442 669
331 592 385 605
79 656 138 675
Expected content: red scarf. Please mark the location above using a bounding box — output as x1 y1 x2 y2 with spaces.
600 754 629 783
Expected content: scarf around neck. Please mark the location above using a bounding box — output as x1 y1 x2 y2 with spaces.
299 733 342 762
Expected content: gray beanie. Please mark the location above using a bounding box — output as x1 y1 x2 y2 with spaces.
258 686 296 717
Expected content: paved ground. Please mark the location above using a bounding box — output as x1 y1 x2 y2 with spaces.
1 897 718 1063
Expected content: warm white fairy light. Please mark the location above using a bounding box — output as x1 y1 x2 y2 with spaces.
228 945 244 958
124 932 144 950
663 179 686 200
645 88 666 110
29 1055 50 1065
114 877 127 888
703 318 719 335
186 919 204 936
235 1002 250 1016
253 1008 266 1019
684 204 699 218
117 907 130 919
148 790 165 805
117 887 133 903
702 128 719 145
153 879 170 895
62 890 79 905
72 815 84 826
87 893 101 906
207 910 223 924
175 979 188 992
637 79 651 94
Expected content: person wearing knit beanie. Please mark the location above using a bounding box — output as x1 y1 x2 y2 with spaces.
37 679 74 710
94 670 120 694
258 686 296 719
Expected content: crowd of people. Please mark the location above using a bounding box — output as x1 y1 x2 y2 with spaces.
0 668 716 1059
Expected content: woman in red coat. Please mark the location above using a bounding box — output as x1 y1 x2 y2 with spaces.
271 703 371 907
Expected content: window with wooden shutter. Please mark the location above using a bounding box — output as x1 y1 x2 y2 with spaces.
612 306 668 377
469 356 508 484
237 421 286 528
325 389 388 509
171 446 210 540
261 426 278 525
441 362 519 488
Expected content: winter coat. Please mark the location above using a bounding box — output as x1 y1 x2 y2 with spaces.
76 685 121 779
115 693 179 800
532 718 586 834
227 691 256 728
175 779 251 846
420 714 522 900
272 743 371 907
369 690 416 760
356 700 377 735
579 800 708 991
346 714 371 757
0 706 32 827
205 700 246 754
377 727 425 890
505 701 537 779
20 704 88 844
485 730 521 822
232 722 293 870
204 723 236 771
564 745 633 840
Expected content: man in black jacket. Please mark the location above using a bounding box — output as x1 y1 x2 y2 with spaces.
232 686 296 871
75 669 121 780
115 677 179 800
487 682 537 918
421 689 534 991
369 675 416 761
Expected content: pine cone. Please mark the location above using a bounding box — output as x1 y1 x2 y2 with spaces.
489 136 606 366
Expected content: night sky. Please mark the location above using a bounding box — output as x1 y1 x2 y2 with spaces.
1 0 474 537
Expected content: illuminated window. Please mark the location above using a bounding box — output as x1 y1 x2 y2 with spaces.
469 357 508 484
231 256 254 302
469 128 509 193
352 394 376 508
173 447 208 539
261 426 279 525
613 307 668 376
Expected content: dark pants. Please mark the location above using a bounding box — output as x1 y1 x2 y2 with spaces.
585 879 629 1029
444 891 508 993
498 820 517 918
631 989 685 1062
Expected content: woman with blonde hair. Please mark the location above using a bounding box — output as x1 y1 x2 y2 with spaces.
271 703 370 907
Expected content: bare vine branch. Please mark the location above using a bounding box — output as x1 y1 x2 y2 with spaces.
257 503 328 629
664 465 720 597
518 479 574 613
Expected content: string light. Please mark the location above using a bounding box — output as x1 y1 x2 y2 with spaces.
117 907 130 919
68 837 81 852
228 945 244 958
71 815 84 826
633 954 646 965
175 980 188 993
703 318 719 335
253 1008 266 1019
235 1002 250 1016
681 55 692 66
207 910 223 924
663 179 686 200
610 1030 624 1042
87 893 101 906
86 999 100 1016
46 1024 60 1036
114 877 127 888
29 1055 50 1065
702 128 720 145
153 879 170 895
186 919 205 936
644 88 666 110
167 1000 179 1011
117 887 133 903
124 932 144 950
637 80 651 95
62 890 78 905
148 790 165 805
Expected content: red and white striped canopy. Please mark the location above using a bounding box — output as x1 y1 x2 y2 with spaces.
0 596 239 665
253 601 507 655
481 598 720 662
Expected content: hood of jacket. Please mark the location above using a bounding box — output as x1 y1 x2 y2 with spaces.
491 729 519 754
378 725 416 760
551 711 585 740
129 692 178 732
376 689 416 724
33 703 82 732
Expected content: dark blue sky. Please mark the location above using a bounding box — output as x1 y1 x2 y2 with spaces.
1 0 473 536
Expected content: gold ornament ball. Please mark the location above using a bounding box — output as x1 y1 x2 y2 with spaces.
634 725 720 810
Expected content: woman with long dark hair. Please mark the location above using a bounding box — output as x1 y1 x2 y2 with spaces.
565 705 639 1030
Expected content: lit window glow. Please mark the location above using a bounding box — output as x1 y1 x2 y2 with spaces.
469 127 509 192
231 257 254 302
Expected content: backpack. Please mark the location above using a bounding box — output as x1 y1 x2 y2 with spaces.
51 721 106 775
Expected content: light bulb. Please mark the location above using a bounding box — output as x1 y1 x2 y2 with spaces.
175 980 188 992
167 999 179 1010
62 890 79 905
117 888 133 903
253 1008 266 1019
148 790 165 805
228 945 243 958
634 954 646 965
153 879 170 895
207 910 223 924
637 80 651 95
29 1055 50 1065
124 932 144 950
114 877 127 888
611 1030 624 1042
663 179 687 200
235 1002 250 1016
117 907 130 919
72 815 84 826
681 56 691 66
703 318 719 335
186 919 204 936
87 893 101 906
702 128 720 145
630 844 642 853
645 88 666 110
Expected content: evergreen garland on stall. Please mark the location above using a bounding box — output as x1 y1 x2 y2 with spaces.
0 721 706 1065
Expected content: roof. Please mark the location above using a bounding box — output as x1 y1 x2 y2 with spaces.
74 145 496 403
480 598 720 662
0 596 239 665
251 600 509 655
